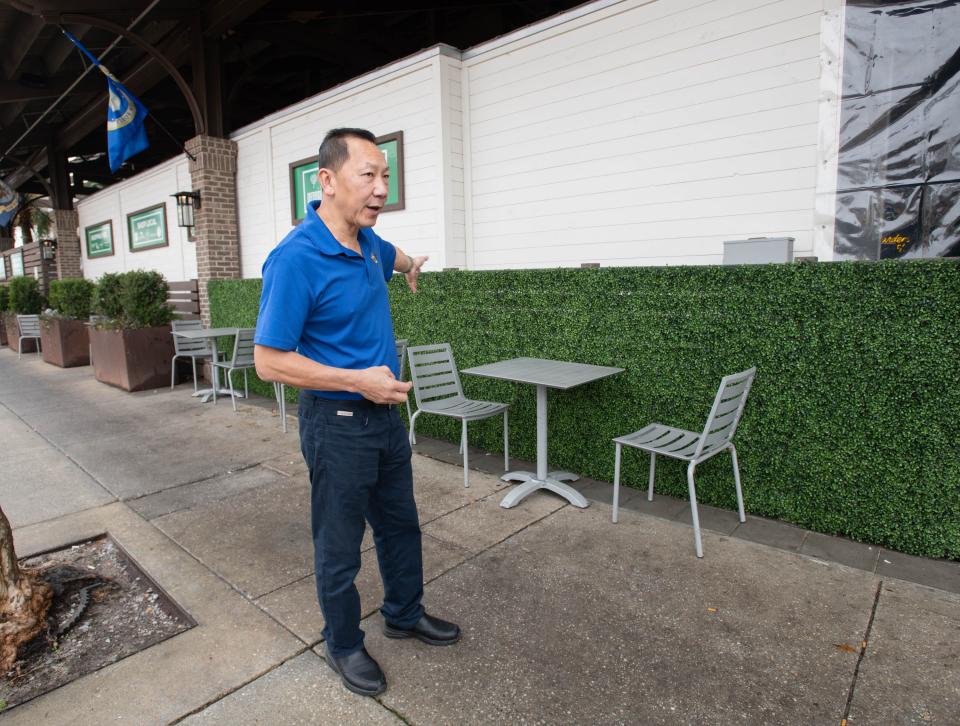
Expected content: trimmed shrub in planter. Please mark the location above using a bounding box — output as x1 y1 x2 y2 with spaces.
89 270 175 391
41 278 96 368
3 276 44 353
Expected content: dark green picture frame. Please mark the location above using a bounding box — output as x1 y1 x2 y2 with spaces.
127 203 168 252
289 130 405 224
85 220 114 259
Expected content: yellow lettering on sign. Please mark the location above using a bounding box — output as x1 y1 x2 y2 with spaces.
881 233 910 253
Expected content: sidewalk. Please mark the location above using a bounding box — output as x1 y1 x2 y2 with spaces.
1 349 957 724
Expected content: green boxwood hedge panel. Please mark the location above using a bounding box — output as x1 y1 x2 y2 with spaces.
208 260 960 560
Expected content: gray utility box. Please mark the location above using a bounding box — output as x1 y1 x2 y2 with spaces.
723 237 795 265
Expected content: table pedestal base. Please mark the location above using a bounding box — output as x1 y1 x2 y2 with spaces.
190 382 246 404
499 470 588 509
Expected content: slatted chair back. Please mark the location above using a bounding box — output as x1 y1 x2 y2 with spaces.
693 367 757 460
171 318 212 356
395 338 408 381
16 314 40 337
228 328 257 368
407 343 466 409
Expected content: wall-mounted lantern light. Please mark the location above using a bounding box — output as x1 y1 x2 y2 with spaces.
171 190 201 228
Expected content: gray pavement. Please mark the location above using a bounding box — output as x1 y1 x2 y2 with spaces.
1 348 958 724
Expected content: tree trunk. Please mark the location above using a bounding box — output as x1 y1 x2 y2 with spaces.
17 216 33 246
0 505 52 673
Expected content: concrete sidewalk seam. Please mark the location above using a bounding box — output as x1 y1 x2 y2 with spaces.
138 502 320 647
123 461 264 510
166 645 313 725
0 398 118 500
841 580 884 725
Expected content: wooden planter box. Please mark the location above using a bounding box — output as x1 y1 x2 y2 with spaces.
3 313 37 354
40 317 90 368
89 325 174 392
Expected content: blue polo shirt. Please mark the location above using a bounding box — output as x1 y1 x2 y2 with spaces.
255 201 399 400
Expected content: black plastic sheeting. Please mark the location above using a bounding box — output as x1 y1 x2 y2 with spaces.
835 0 960 259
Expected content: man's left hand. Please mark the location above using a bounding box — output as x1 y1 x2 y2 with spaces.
405 255 429 293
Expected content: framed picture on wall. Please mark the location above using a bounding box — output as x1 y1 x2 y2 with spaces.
288 130 405 224
10 250 24 277
85 220 114 259
127 203 168 252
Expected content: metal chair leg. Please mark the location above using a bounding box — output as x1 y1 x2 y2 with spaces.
648 452 657 501
275 382 288 433
409 410 420 445
686 462 703 558
227 369 238 412
191 357 199 393
730 444 746 522
461 419 469 488
243 368 249 399
612 442 622 523
170 355 179 390
503 409 509 471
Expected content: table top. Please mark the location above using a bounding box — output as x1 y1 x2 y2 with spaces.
461 357 624 390
172 327 250 339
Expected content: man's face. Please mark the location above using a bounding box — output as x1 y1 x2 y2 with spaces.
327 137 390 229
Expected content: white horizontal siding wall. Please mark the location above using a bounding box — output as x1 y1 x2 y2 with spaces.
76 155 197 281
462 0 827 268
234 47 453 278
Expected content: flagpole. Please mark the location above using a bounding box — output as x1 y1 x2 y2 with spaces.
149 116 197 162
0 0 161 164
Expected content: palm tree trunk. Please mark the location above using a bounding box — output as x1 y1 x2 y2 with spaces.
0 505 52 672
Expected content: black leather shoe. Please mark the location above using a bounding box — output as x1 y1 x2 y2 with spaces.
384 612 461 646
324 646 387 696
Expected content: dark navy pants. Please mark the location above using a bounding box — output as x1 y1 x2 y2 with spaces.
298 393 425 657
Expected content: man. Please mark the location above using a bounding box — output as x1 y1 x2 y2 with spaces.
254 128 460 697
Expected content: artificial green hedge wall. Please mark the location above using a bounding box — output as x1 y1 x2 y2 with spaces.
209 260 960 560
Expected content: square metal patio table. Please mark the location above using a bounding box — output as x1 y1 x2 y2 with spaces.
171 327 248 403
461 357 624 509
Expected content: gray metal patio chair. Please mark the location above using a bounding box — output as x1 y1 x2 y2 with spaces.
395 338 413 423
212 328 256 411
407 343 509 488
16 314 41 360
170 319 215 392
611 367 757 558
88 315 106 366
274 382 288 433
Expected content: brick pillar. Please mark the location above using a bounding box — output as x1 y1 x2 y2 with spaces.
184 135 240 324
54 209 83 279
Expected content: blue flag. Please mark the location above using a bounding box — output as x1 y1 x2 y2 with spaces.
0 180 18 228
62 30 149 173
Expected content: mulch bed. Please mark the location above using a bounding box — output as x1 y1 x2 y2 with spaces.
0 535 193 712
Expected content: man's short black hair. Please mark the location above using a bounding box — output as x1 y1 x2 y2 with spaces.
318 128 377 172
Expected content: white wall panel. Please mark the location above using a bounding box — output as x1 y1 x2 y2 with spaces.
463 0 826 268
76 156 196 282
232 50 451 275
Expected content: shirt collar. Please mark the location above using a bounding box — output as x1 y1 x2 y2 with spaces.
303 200 368 258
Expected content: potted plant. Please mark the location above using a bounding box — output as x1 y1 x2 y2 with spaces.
0 286 8 347
40 278 96 367
3 276 43 353
88 270 176 391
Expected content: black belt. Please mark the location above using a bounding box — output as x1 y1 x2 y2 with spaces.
300 391 394 411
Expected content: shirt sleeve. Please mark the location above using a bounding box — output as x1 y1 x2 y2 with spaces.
377 234 396 282
254 242 316 351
